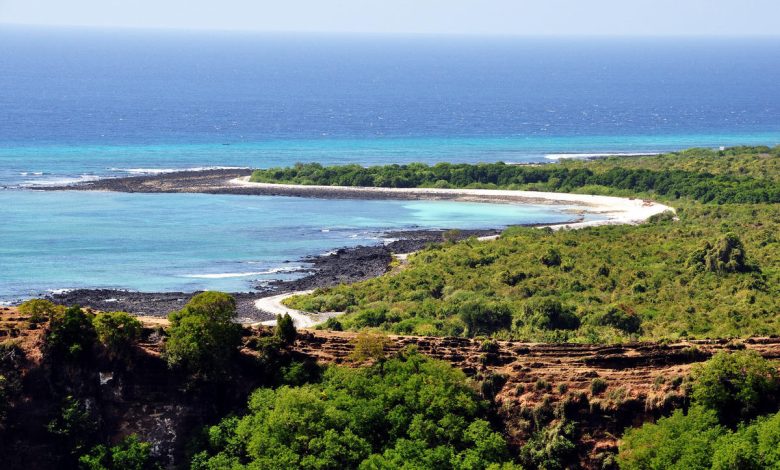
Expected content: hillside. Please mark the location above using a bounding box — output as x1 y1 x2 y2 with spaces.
279 147 780 342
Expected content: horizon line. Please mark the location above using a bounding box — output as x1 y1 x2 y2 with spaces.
3 22 780 39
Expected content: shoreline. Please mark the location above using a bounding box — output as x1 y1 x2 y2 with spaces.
39 169 675 325
227 176 674 230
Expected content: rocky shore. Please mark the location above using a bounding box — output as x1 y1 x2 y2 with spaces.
43 168 472 201
47 228 498 321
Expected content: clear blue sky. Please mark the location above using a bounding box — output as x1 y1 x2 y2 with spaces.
0 0 777 36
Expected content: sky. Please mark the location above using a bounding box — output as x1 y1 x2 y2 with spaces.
0 0 777 36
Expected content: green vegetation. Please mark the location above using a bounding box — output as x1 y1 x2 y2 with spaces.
45 306 97 362
18 298 64 323
191 349 520 469
690 350 779 426
79 435 159 470
274 312 297 346
251 146 780 203
270 146 779 342
288 203 778 341
93 311 142 359
164 291 243 380
618 351 780 470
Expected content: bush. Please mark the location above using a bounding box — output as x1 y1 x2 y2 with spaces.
618 406 723 470
521 298 580 331
540 248 562 267
691 350 779 425
458 299 512 337
590 305 642 334
591 378 608 395
18 299 64 323
274 313 297 346
92 312 142 359
191 350 519 469
687 233 756 274
46 306 96 362
164 292 242 380
520 421 577 470
79 435 159 470
349 332 390 362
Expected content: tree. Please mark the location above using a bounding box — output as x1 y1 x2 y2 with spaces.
458 299 513 337
46 306 96 362
349 331 390 362
275 313 297 346
618 406 723 470
691 350 779 425
93 312 142 359
521 298 579 331
164 291 242 380
79 435 159 470
18 298 64 323
192 350 519 469
687 233 756 274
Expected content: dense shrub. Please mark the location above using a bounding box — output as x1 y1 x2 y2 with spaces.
520 298 579 331
691 350 780 425
164 291 242 380
250 146 780 204
191 350 520 469
45 306 96 362
458 298 513 337
79 435 159 470
618 351 780 468
92 311 142 359
274 313 297 346
18 298 64 323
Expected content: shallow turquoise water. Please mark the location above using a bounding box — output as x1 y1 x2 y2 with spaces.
0 190 581 301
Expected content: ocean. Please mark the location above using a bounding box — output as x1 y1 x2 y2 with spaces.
1 27 778 300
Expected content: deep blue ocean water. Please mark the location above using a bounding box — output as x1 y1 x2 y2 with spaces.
1 27 778 300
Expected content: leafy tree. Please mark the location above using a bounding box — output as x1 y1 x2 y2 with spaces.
459 299 512 337
618 406 723 470
48 396 101 457
164 291 242 380
349 331 389 362
274 313 297 345
192 350 519 469
691 350 779 425
688 233 756 274
520 421 577 470
18 298 64 323
46 306 96 362
92 311 142 359
520 298 579 331
79 435 159 470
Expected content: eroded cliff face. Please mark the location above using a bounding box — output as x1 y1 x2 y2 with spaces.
3 306 779 469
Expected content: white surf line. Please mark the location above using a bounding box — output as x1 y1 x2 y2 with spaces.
237 177 676 328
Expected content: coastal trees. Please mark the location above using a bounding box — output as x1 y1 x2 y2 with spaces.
164 291 242 380
250 146 780 204
191 350 520 469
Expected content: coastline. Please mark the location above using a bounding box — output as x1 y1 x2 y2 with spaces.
227 176 675 230
40 169 674 325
